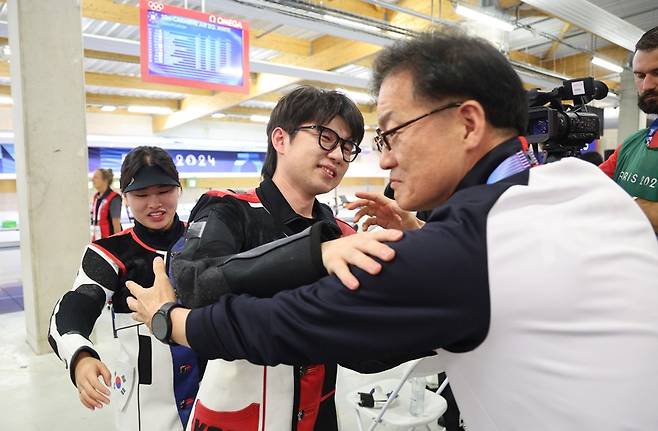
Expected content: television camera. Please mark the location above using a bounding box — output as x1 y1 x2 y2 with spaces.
526 77 608 162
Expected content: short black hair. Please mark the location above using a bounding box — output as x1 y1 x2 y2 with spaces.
636 26 658 52
371 31 528 135
261 86 365 179
120 146 179 192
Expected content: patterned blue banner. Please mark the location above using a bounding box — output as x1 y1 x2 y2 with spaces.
0 144 15 174
0 145 264 175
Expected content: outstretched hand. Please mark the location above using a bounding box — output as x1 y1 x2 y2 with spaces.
126 256 177 331
345 191 424 231
73 352 111 411
321 228 403 290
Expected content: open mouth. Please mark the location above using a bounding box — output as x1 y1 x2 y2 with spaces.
148 210 166 221
319 165 337 178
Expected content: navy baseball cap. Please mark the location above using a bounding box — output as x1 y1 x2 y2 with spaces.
122 164 180 193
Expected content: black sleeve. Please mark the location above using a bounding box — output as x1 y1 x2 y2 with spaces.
51 247 118 340
171 199 245 308
48 245 119 384
185 217 491 365
172 197 343 308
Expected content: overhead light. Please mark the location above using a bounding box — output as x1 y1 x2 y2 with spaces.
323 14 381 33
384 30 407 40
591 56 624 74
455 4 515 32
100 105 117 112
239 100 278 110
335 88 375 105
0 96 12 105
211 113 227 119
127 105 174 115
249 114 270 123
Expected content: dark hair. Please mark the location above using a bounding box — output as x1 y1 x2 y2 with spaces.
261 86 365 178
95 168 114 184
636 26 658 51
120 146 179 192
371 31 528 135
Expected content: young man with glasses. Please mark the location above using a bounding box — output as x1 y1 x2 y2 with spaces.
130 32 658 430
161 85 385 431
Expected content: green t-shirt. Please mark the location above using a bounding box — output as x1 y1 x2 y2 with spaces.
613 128 658 201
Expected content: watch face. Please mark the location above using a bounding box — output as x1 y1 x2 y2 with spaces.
151 311 169 341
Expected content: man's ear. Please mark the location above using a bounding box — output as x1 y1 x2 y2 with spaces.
457 100 487 150
271 127 289 154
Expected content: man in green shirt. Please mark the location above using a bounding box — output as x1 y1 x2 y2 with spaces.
600 26 658 232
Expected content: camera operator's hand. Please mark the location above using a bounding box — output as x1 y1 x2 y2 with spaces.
345 192 424 231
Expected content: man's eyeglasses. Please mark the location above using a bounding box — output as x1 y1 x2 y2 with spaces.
295 124 361 162
374 102 463 152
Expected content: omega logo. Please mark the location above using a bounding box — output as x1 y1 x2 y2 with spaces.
208 15 243 29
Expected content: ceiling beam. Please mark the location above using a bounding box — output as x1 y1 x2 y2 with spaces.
249 32 310 57
251 60 370 88
152 73 299 132
498 0 522 8
542 22 572 60
0 84 180 109
82 0 138 25
209 0 396 47
85 48 140 64
521 0 644 52
86 106 164 116
353 56 377 68
321 0 387 20
0 59 210 96
85 71 214 96
219 102 374 116
393 0 460 26
509 50 543 67
85 93 180 109
80 0 312 56
539 45 628 82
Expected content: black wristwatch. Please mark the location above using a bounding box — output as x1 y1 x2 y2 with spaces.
151 302 183 345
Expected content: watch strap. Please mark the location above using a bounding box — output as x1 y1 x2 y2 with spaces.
154 301 182 344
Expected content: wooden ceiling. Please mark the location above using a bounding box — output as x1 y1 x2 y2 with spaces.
1 0 653 130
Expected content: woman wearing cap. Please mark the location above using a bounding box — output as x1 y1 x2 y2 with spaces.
48 146 201 431
91 168 122 240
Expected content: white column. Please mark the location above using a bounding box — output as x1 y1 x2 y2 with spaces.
8 0 90 354
617 68 642 147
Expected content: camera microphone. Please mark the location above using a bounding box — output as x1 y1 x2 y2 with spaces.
592 80 609 100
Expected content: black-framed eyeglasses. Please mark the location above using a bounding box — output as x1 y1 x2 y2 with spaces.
374 102 463 152
295 124 361 163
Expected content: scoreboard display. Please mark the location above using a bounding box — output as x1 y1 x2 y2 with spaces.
140 0 250 92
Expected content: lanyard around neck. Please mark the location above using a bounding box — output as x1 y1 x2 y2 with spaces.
646 117 658 149
487 136 538 185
